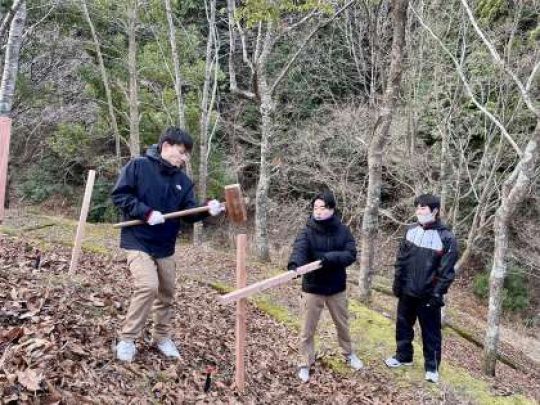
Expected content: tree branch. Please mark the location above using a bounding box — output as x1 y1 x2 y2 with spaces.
227 0 256 100
410 4 523 157
270 0 357 95
460 0 539 118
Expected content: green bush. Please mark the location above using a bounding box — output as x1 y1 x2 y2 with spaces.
472 265 530 313
17 156 74 203
88 178 120 223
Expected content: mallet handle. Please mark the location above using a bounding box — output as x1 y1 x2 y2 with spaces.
112 203 226 228
218 260 322 305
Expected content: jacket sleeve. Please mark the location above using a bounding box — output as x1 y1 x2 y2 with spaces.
111 160 151 220
323 226 357 267
392 231 408 296
433 231 459 296
287 228 310 270
178 182 210 224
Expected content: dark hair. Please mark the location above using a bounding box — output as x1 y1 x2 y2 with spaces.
158 127 193 152
311 190 337 210
414 193 440 213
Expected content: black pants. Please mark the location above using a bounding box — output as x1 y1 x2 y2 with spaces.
395 295 442 372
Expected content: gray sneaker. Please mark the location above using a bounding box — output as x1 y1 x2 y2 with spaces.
298 367 310 383
347 353 364 370
385 356 413 368
425 370 439 383
156 338 181 359
116 340 136 362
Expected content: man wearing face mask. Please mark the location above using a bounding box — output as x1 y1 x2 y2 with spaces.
385 194 458 383
111 127 224 362
287 191 363 383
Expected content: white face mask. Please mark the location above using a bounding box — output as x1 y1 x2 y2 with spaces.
417 212 436 225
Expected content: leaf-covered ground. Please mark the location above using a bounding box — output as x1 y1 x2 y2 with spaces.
1 212 538 404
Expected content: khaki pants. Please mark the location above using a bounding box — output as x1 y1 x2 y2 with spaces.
299 291 353 367
119 250 176 342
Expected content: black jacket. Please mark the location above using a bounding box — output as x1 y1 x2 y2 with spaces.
111 145 207 258
393 221 458 299
288 215 357 296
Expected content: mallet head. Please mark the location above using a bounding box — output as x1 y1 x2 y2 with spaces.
224 184 247 224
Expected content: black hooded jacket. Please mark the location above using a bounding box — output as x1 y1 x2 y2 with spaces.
111 145 207 258
393 220 458 298
288 215 357 296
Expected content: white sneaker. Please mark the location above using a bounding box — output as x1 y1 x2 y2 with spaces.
385 356 413 368
116 340 136 362
425 371 439 383
298 367 310 383
156 338 181 359
347 353 364 370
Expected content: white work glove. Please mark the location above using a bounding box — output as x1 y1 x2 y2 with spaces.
207 199 225 216
147 210 165 225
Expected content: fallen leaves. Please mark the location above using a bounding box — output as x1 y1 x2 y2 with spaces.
1 233 537 404
17 368 42 391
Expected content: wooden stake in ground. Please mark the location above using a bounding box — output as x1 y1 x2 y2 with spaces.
0 117 11 223
69 170 96 274
234 234 247 392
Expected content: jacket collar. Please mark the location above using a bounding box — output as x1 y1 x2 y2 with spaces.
307 214 341 232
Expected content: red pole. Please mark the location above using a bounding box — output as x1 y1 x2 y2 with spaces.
0 117 12 223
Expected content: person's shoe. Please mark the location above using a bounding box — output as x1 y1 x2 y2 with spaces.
347 353 364 370
384 356 413 368
425 370 439 383
155 338 181 359
116 340 136 362
298 367 310 383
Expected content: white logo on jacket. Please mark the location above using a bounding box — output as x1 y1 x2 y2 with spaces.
406 226 443 252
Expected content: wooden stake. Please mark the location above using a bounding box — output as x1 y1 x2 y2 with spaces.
234 234 247 392
0 117 12 223
69 170 96 274
219 260 322 305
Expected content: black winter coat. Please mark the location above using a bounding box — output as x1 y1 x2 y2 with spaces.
111 145 207 258
393 221 458 298
288 215 357 295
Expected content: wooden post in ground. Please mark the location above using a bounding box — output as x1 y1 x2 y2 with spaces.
234 233 247 392
68 170 96 274
0 117 12 224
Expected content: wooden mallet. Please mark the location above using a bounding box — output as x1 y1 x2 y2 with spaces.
112 183 247 228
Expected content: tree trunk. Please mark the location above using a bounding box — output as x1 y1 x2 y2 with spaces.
483 122 539 376
194 0 217 245
81 0 121 165
128 1 140 157
358 0 408 301
0 0 24 44
164 0 185 128
253 25 276 262
0 1 26 115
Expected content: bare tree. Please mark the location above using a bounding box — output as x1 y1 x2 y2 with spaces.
413 0 540 376
164 0 185 128
0 1 26 116
127 0 140 157
457 0 540 376
81 0 121 164
0 0 24 43
194 0 219 245
227 0 356 260
358 0 408 300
